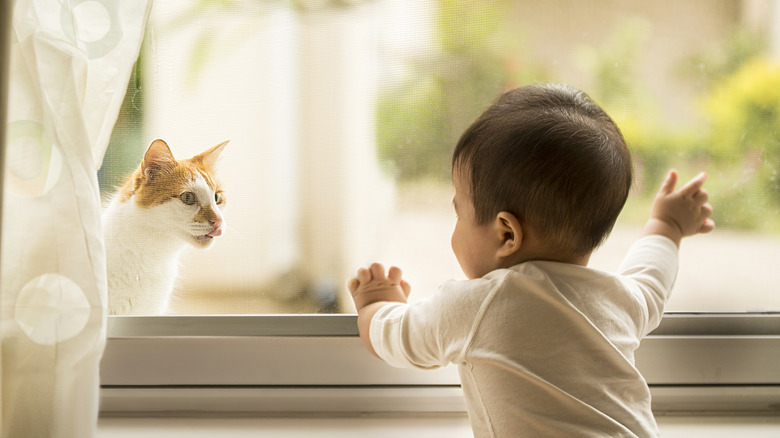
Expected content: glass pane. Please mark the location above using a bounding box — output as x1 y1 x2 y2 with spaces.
101 0 780 315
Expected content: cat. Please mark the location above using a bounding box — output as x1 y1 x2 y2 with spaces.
103 138 228 315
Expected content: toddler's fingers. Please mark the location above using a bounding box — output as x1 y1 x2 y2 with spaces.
693 188 709 204
700 202 714 222
347 278 360 293
658 170 678 195
370 263 387 280
680 172 708 196
697 202 715 234
387 266 403 283
400 280 412 298
701 202 714 218
357 267 372 284
699 218 716 234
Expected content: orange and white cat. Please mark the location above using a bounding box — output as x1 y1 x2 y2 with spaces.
104 139 228 315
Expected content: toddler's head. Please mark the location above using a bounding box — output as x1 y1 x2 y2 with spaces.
452 84 632 258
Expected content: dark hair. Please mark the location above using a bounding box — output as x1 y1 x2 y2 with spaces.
452 84 632 256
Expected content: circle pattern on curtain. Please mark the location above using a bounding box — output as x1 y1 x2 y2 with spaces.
14 274 91 345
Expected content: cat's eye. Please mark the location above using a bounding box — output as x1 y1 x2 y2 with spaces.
215 192 224 205
179 192 197 205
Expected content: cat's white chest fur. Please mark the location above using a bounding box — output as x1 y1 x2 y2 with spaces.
104 198 182 315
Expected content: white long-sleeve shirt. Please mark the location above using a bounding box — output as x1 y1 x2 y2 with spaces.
370 235 678 437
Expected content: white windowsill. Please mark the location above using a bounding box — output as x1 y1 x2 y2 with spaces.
100 313 780 415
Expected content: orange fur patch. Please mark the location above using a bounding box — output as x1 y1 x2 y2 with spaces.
117 147 224 209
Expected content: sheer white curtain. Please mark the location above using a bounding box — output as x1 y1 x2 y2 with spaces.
1 0 151 436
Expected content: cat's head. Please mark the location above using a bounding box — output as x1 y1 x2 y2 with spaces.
119 139 228 249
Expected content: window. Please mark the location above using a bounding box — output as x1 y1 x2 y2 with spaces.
98 0 780 416
101 0 778 315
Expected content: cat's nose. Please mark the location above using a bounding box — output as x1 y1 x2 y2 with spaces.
207 218 223 237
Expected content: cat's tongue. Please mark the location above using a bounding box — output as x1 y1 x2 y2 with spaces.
207 228 222 238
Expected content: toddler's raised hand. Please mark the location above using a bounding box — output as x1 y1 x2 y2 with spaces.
643 170 715 246
348 263 411 312
348 263 412 358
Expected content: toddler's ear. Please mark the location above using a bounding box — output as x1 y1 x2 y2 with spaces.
495 211 523 258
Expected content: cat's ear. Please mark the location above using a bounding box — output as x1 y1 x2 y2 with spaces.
142 139 177 178
194 140 229 169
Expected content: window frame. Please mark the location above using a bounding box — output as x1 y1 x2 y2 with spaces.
99 313 780 416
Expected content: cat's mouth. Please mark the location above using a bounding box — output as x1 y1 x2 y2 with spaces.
192 232 219 246
190 226 223 247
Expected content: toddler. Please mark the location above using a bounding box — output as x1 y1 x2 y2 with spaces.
348 84 714 437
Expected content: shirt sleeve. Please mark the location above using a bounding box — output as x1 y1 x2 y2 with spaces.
617 234 679 336
369 275 501 369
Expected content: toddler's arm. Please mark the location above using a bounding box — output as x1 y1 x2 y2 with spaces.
642 170 715 246
348 263 411 358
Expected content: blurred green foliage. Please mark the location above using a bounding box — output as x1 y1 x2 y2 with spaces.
589 27 780 232
98 55 146 197
377 0 546 182
701 58 780 230
377 5 780 232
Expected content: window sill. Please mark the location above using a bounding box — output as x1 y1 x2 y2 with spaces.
100 313 780 415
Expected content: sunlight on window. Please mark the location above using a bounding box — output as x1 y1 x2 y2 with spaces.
99 0 780 314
